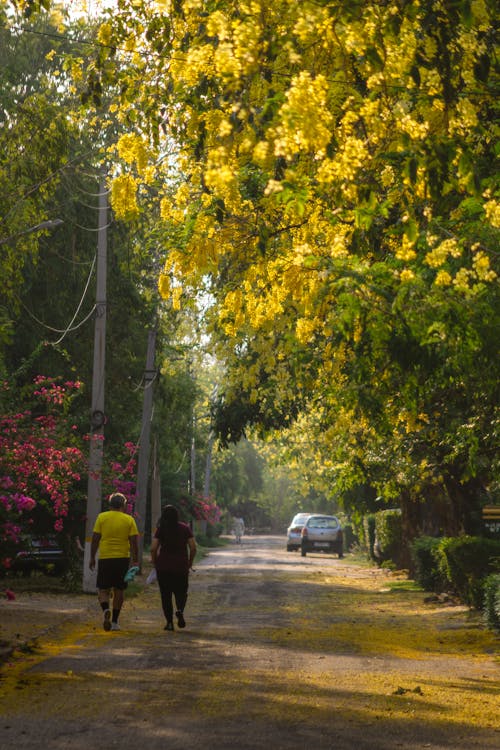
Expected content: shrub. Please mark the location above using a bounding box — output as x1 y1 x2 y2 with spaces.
342 522 358 551
483 574 500 632
363 514 376 560
373 509 403 567
437 536 500 609
410 536 445 592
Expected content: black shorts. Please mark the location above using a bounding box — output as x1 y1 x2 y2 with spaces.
96 558 129 590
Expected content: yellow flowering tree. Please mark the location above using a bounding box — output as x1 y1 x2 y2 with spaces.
73 0 498 536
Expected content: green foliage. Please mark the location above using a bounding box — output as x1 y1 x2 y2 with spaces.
482 574 500 632
373 509 403 568
342 522 358 552
9 0 500 551
362 514 377 560
410 535 447 592
411 534 500 611
437 536 500 609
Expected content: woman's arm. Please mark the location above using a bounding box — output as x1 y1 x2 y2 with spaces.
188 537 197 568
150 537 160 565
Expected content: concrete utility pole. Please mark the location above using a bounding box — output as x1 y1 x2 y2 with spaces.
190 410 196 495
150 437 162 540
135 328 157 567
82 178 108 593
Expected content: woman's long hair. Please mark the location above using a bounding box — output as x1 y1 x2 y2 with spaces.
157 504 179 545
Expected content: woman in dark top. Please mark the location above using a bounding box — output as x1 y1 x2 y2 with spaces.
150 504 197 631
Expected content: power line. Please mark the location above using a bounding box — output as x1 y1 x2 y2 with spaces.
47 252 97 346
21 300 96 334
11 22 495 100
0 151 97 227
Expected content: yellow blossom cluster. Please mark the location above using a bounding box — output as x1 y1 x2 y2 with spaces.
450 100 479 136
434 270 452 286
116 133 150 173
316 137 369 192
472 251 496 282
97 22 113 48
425 238 462 268
395 235 417 262
95 0 498 446
457 28 487 86
110 174 139 220
400 269 415 283
484 199 500 228
271 72 333 159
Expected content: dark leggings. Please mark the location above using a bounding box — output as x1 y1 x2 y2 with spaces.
156 569 189 622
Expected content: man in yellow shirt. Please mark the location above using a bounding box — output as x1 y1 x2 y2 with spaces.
89 492 139 631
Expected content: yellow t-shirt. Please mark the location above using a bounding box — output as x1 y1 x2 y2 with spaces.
93 510 139 559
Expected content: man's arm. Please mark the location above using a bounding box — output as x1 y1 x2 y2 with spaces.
89 532 101 570
129 534 139 566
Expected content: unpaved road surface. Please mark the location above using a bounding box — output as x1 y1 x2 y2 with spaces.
1 536 499 749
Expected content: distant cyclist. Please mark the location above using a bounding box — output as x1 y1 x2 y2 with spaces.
233 516 245 544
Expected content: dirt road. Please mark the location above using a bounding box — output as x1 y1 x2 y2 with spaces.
1 536 499 749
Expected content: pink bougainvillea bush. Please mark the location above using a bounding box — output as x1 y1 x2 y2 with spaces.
0 376 86 572
105 441 138 513
177 493 223 527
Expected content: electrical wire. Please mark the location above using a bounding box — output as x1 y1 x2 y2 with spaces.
0 151 97 227
47 252 97 346
49 249 96 266
21 300 96 333
72 220 114 232
11 22 496 100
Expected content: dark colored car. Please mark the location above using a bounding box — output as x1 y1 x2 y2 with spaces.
13 536 65 575
286 512 312 551
301 515 343 557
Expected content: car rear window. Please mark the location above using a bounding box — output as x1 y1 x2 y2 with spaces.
308 517 339 529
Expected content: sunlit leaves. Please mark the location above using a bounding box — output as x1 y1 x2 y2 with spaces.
66 0 500 513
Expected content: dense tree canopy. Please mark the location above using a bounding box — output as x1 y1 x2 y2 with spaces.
2 1 499 545
0 5 211 564
71 0 499 535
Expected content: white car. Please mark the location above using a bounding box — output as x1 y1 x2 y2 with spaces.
301 514 344 557
286 513 311 551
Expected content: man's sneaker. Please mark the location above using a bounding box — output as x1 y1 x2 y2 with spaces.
103 609 112 632
111 622 120 631
176 610 186 628
164 621 174 631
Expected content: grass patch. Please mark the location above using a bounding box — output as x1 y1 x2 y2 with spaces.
386 579 424 593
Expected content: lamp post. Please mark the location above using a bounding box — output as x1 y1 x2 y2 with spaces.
0 218 64 246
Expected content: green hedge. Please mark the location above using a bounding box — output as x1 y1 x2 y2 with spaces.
483 574 500 632
373 509 403 567
437 536 500 609
362 514 376 560
342 522 358 551
410 536 446 592
410 535 500 610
